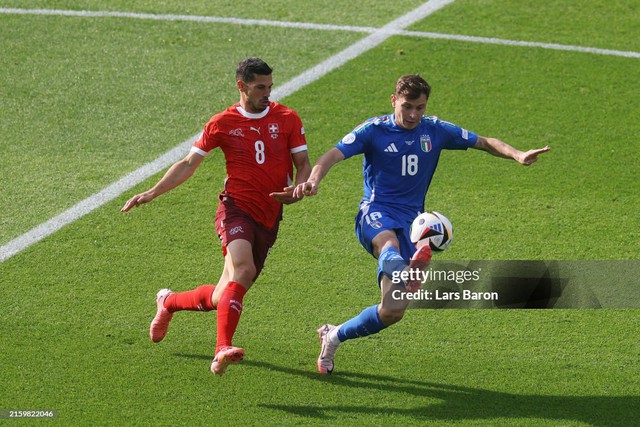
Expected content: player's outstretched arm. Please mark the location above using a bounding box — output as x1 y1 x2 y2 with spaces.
293 147 345 198
270 150 312 204
120 151 204 212
473 136 550 166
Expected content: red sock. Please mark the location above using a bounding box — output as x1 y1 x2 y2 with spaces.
215 281 248 354
164 285 216 313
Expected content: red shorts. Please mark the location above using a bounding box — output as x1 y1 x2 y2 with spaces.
214 196 280 279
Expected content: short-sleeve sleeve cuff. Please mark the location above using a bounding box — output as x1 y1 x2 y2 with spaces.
190 146 209 157
290 144 308 154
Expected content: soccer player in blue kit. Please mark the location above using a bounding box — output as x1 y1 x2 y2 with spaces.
294 74 550 374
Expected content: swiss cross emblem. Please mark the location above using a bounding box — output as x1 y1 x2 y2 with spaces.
268 123 279 139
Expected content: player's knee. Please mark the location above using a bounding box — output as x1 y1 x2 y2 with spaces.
378 307 405 326
232 262 257 285
371 230 400 258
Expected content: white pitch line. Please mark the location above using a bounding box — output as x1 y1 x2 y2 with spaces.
399 30 640 59
1 7 639 59
272 0 454 102
0 7 379 34
0 0 454 263
0 136 200 264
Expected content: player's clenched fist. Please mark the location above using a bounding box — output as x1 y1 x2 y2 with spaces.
293 180 318 198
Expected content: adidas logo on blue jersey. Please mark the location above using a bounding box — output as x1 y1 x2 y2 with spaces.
384 143 399 153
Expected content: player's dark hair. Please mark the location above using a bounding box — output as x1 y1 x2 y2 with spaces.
395 75 431 101
236 57 273 83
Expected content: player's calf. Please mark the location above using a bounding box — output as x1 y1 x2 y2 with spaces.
377 307 405 326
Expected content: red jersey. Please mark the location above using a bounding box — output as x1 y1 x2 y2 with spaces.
191 102 307 229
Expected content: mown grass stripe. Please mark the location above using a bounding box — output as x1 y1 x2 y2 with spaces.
0 0 454 263
1 7 638 59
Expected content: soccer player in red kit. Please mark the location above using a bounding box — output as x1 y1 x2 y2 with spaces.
121 57 311 375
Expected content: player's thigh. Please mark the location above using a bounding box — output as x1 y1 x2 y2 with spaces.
215 199 259 283
225 238 257 287
215 203 278 285
251 221 279 280
355 204 404 257
215 197 255 254
371 205 417 259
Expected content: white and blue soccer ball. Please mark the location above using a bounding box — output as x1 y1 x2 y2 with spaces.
410 211 453 251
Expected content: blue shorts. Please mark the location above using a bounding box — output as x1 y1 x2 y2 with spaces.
354 202 420 261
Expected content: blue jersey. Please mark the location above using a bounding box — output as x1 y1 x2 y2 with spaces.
336 114 478 212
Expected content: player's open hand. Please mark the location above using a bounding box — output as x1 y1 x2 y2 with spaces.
518 146 551 166
121 193 154 212
270 186 302 205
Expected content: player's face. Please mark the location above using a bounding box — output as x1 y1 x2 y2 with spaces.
391 94 427 130
238 74 273 113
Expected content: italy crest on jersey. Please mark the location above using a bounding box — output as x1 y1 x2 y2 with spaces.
420 134 432 152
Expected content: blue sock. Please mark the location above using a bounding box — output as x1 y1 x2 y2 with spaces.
378 246 408 282
337 305 387 342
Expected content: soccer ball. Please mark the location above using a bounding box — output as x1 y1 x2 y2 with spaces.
409 211 453 251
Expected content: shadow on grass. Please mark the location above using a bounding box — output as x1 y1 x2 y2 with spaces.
172 354 637 425
240 359 637 426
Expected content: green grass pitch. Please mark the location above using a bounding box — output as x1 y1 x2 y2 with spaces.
1 1 639 425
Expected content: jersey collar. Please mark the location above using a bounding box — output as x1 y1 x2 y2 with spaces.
236 104 271 119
